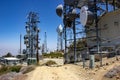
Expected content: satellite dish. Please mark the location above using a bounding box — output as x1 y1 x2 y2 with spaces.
80 6 94 27
57 24 63 35
24 35 29 39
56 4 63 17
37 28 40 32
68 8 77 21
72 8 77 15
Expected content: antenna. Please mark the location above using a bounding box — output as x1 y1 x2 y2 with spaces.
57 34 60 51
20 34 22 54
24 12 40 65
44 32 47 53
56 24 63 51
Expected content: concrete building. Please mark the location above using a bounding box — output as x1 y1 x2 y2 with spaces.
86 9 120 50
0 57 20 65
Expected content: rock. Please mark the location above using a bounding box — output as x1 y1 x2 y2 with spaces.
20 65 35 74
95 69 98 72
64 67 67 70
0 72 16 80
0 72 25 80
106 63 109 66
116 57 119 61
103 67 107 70
95 65 100 68
13 74 27 80
116 75 120 80
112 61 115 63
104 66 120 78
85 67 89 70
89 72 96 75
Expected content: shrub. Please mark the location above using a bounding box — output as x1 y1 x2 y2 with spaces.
44 60 57 66
42 52 63 58
10 66 22 72
0 66 9 75
0 66 22 75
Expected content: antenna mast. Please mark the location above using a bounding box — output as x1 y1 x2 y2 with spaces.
44 32 47 53
24 12 40 65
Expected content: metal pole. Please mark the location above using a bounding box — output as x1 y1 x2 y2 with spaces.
20 34 22 54
82 53 85 68
113 0 115 11
36 30 39 64
73 19 77 63
60 35 63 51
44 32 47 53
94 0 102 67
64 4 67 64
105 0 108 12
57 34 59 51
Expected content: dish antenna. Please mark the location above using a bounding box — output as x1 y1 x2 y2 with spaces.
72 8 77 15
68 8 78 21
57 24 63 36
56 24 63 51
56 4 63 17
80 6 94 27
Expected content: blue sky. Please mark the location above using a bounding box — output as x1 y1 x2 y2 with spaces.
0 0 63 56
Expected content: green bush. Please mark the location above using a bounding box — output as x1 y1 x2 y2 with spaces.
44 60 57 66
10 66 22 72
42 52 63 58
0 66 9 75
0 66 22 75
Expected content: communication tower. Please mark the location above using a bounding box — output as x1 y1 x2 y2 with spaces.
24 12 40 65
56 24 63 51
44 32 47 53
56 0 120 66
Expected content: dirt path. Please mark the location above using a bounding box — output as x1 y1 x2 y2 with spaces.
26 57 120 80
26 65 85 80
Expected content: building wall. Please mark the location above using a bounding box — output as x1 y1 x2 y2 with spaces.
86 9 120 48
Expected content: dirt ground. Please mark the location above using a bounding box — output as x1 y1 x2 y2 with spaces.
25 56 120 80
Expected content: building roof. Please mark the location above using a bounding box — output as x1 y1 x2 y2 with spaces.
4 57 20 60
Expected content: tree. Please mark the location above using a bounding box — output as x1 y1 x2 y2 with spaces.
68 38 87 53
3 52 13 57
